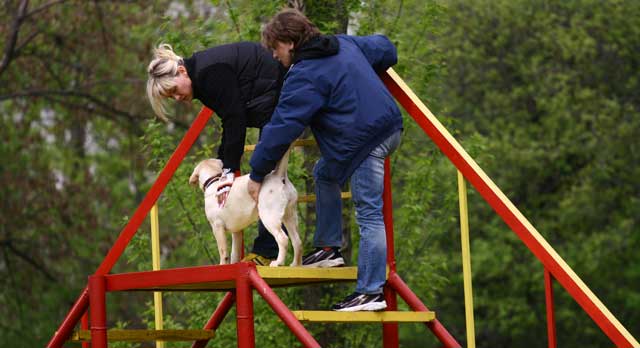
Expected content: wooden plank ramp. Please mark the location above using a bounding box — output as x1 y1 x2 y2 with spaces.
71 329 214 342
292 310 435 323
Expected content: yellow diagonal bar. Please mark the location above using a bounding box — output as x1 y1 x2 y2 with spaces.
150 204 164 348
458 171 476 348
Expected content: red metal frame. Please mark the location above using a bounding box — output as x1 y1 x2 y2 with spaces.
381 70 637 347
388 272 461 348
47 107 214 348
248 270 321 348
236 272 255 348
48 68 630 348
382 158 400 347
88 275 107 348
47 100 462 348
545 268 557 348
81 311 89 348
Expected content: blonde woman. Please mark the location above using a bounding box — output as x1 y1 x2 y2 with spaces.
147 42 286 265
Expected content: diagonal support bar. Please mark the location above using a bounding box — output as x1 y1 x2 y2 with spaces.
381 68 638 348
248 269 320 348
387 272 461 348
47 108 214 348
192 292 235 348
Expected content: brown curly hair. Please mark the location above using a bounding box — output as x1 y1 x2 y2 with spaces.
262 9 321 50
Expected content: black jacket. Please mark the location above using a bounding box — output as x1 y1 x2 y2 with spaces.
183 42 285 171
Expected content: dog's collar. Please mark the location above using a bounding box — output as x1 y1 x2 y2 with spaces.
203 173 222 191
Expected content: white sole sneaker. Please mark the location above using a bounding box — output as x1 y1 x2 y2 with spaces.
335 301 387 312
302 257 345 268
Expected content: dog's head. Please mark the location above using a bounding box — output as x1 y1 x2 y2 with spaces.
189 159 224 190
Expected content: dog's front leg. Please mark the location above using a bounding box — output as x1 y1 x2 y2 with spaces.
211 222 229 264
230 231 243 263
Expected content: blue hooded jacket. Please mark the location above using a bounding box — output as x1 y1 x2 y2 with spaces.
249 34 402 185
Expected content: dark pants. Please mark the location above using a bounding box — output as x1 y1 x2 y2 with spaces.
251 221 288 259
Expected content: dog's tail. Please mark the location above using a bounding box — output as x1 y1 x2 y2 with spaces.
273 145 293 178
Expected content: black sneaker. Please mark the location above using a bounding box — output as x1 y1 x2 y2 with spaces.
332 292 387 312
302 247 345 267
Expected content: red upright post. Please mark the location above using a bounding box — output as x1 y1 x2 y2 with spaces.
382 158 399 348
236 267 255 348
88 275 107 348
544 268 557 348
81 310 89 348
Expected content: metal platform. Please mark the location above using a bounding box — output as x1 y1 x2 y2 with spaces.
104 264 357 292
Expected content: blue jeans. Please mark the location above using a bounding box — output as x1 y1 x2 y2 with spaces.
314 131 401 294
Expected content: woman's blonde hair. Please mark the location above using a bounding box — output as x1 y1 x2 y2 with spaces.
146 43 183 120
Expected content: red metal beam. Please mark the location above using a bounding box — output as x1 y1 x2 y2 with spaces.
248 269 320 348
380 69 638 348
96 107 213 275
237 267 255 348
192 292 235 348
47 107 214 348
81 310 89 348
88 275 107 348
545 268 557 348
105 264 239 291
382 158 399 348
388 272 461 348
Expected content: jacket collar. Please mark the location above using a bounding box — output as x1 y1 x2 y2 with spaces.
292 35 339 65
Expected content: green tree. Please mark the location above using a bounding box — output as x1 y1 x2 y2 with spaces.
428 0 640 346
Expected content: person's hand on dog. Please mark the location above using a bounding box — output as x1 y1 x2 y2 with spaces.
216 169 235 208
248 178 261 203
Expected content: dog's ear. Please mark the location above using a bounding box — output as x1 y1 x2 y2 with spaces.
189 164 201 187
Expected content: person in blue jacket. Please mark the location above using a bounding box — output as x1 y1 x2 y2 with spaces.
247 9 403 312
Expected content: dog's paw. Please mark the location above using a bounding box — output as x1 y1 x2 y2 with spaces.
289 261 301 267
269 260 281 267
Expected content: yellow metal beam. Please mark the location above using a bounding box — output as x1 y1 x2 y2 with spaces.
256 265 357 280
72 329 215 342
150 205 164 348
292 311 435 323
458 171 476 348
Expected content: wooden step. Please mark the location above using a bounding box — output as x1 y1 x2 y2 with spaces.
257 266 357 287
292 310 435 323
71 329 214 342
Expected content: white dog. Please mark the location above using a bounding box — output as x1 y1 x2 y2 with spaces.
189 150 301 267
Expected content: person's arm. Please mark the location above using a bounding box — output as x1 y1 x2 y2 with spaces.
345 34 398 72
198 64 247 172
249 68 326 182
